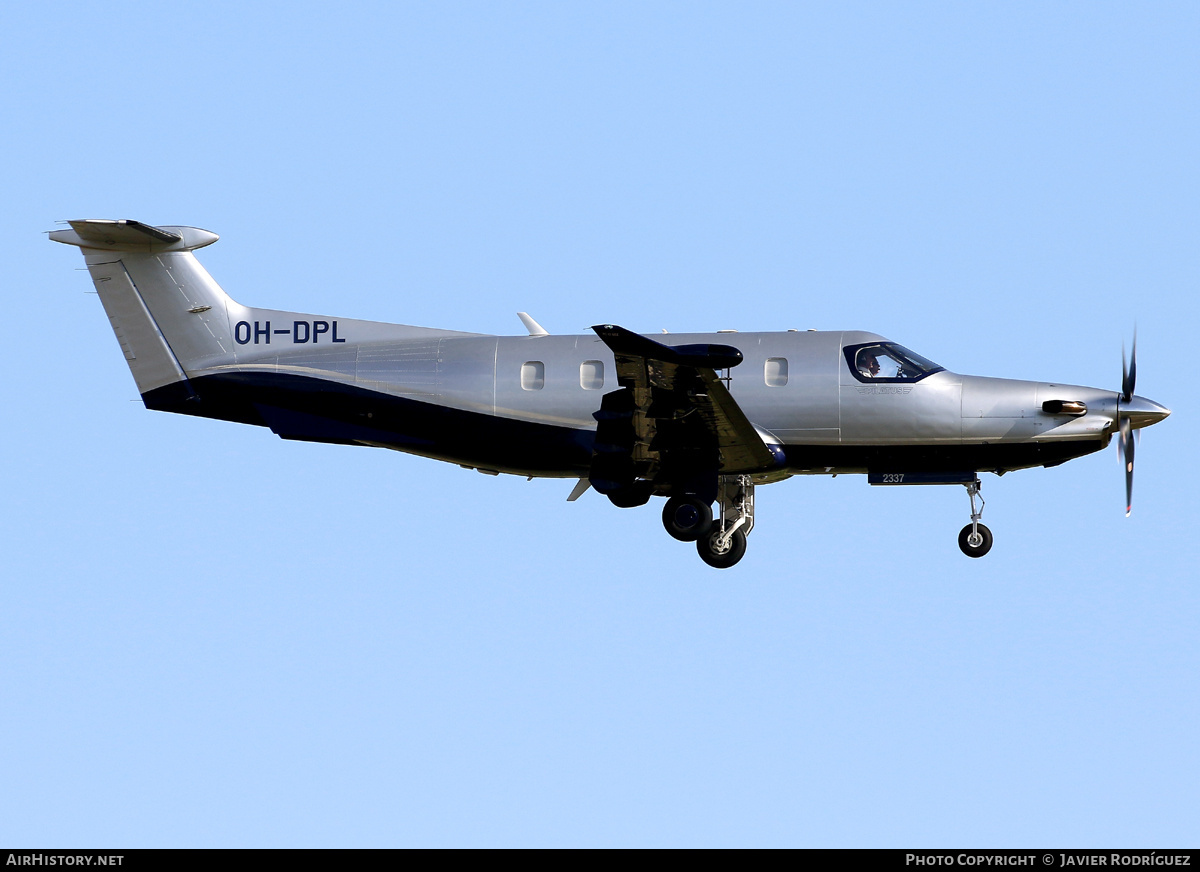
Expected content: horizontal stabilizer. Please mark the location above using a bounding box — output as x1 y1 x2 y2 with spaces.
50 219 219 252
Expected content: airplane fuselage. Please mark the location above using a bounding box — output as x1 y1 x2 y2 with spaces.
145 314 1118 479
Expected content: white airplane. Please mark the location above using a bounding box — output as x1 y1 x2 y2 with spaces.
53 219 1170 567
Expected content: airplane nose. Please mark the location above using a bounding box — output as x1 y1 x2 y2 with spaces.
1122 395 1171 430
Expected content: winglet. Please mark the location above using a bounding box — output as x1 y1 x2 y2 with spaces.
518 312 549 337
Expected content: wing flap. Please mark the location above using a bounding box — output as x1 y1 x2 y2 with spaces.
695 367 777 471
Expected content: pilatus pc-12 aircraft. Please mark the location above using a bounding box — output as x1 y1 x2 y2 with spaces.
53 219 1171 568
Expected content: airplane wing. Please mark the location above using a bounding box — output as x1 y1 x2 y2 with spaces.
589 325 777 489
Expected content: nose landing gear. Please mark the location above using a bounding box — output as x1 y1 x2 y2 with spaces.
958 478 993 558
870 471 997 557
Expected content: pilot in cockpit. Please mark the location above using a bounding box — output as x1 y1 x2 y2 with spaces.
859 352 881 378
851 342 944 382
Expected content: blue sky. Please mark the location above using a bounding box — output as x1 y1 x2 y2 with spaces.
2 1 1197 847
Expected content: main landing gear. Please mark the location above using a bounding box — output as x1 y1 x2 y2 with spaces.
958 477 992 558
662 495 713 541
660 475 755 568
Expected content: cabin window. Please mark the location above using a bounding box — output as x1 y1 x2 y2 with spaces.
765 357 788 387
521 361 545 391
580 360 604 390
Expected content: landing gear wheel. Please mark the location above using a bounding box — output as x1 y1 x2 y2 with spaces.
606 481 653 508
958 523 993 558
662 496 713 542
697 528 747 568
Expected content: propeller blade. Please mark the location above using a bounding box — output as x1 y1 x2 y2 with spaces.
1122 329 1137 403
1129 329 1138 399
1121 343 1128 403
1120 416 1135 516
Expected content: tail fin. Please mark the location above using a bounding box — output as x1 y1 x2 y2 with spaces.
51 219 237 401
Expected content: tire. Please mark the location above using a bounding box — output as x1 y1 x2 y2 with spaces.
606 481 653 508
662 495 713 542
697 528 747 569
958 523 993 558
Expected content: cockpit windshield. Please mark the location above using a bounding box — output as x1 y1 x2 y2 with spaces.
845 342 943 383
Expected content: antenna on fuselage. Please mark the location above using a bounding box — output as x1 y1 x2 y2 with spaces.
517 312 549 336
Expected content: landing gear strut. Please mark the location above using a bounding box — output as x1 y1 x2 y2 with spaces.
958 477 993 558
696 475 754 568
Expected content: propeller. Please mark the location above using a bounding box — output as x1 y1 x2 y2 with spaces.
1118 329 1137 516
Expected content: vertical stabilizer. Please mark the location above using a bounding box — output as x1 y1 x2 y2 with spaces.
51 220 236 399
